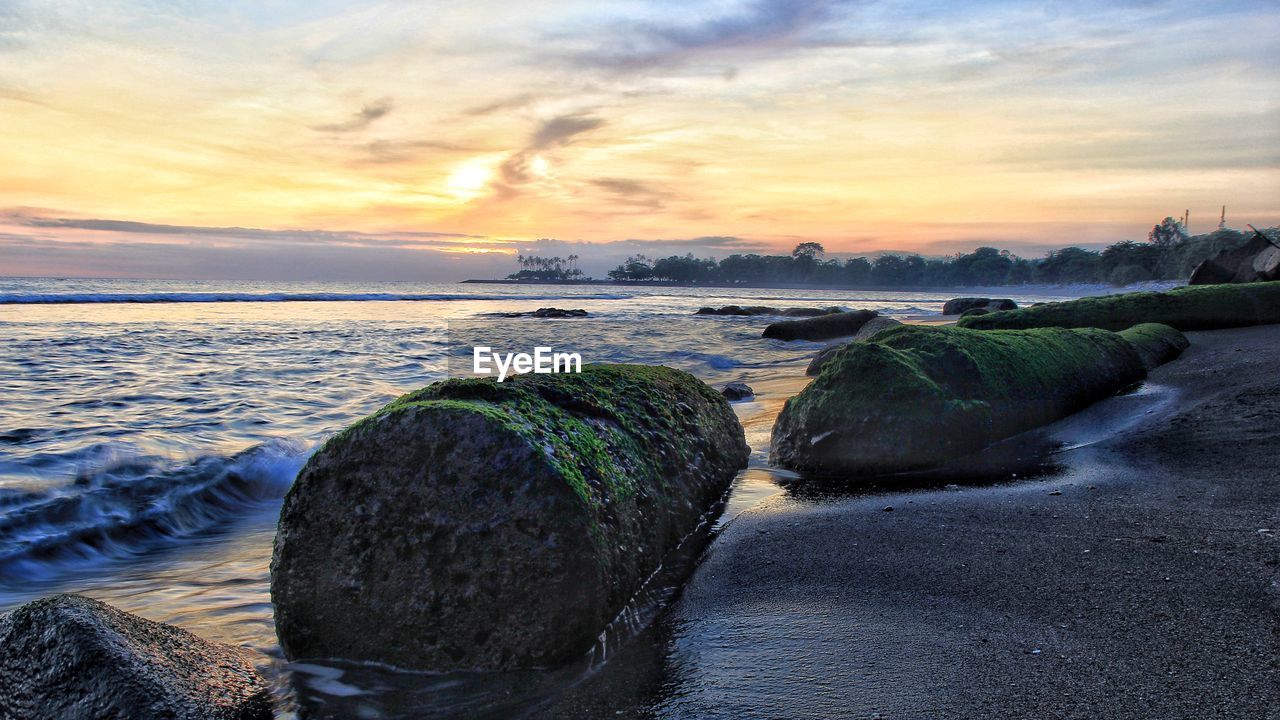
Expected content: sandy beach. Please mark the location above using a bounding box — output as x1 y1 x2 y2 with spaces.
540 324 1280 718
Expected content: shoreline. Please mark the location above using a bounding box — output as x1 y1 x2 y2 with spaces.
540 324 1280 718
461 277 1182 295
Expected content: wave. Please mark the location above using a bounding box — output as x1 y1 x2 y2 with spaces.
0 439 311 582
0 292 633 305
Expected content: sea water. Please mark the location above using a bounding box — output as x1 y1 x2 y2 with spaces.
0 277 1098 716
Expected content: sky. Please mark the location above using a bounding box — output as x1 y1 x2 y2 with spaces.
1 0 1277 280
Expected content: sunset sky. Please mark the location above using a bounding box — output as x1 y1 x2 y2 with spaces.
2 0 1277 280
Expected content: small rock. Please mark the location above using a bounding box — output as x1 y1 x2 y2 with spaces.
721 381 755 401
1048 490 1062 496
882 506 894 512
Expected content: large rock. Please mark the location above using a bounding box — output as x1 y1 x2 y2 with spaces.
762 310 879 341
805 317 905 376
1118 323 1190 371
958 281 1280 332
1189 229 1280 285
942 297 1017 315
271 364 749 672
0 594 272 720
500 307 588 318
772 324 1186 476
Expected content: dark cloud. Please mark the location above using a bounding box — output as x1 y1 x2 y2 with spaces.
5 211 483 244
311 97 394 132
590 178 671 208
496 113 605 191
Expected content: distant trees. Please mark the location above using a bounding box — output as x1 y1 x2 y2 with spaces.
506 253 584 281
517 224 1269 288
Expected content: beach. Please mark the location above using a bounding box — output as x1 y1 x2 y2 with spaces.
540 324 1280 718
2 281 1278 717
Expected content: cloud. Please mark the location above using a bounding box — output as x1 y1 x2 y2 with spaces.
590 178 671 208
311 97 395 132
463 93 539 116
5 210 485 245
496 113 605 191
572 0 851 71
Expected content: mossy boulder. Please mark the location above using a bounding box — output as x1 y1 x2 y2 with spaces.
942 297 1017 315
0 594 272 720
763 309 879 341
958 282 1280 332
271 364 749 672
1118 323 1190 371
805 317 905 376
772 325 1170 475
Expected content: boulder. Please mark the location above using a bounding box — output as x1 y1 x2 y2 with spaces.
805 317 905 376
271 364 749 672
1189 228 1280 285
942 297 1018 315
958 281 1280 332
762 310 879 341
772 324 1186 476
959 307 989 318
0 594 272 720
721 381 755 401
502 307 588 318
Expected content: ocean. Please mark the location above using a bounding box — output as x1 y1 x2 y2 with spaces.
0 277 1103 717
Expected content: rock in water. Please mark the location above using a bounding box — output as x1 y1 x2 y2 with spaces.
0 594 272 720
805 317 904 376
942 298 1017 315
958 282 1280 332
762 310 879 341
772 324 1185 476
271 364 749 672
721 381 754 401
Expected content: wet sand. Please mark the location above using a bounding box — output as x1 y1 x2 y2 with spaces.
540 325 1280 718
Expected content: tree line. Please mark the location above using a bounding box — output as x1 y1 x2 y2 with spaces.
508 219 1266 287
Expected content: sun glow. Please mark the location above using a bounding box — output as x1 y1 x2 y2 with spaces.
446 159 494 200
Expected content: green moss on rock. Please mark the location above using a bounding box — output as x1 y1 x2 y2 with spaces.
272 364 748 672
1118 323 1189 371
957 282 1280 332
771 325 1152 475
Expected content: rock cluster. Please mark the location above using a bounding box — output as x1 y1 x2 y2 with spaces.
942 297 1018 315
1189 228 1280 285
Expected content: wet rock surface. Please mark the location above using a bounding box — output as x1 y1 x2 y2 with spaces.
695 306 841 317
498 307 589 318
762 310 879 341
721 381 755 401
942 297 1017 315
0 594 272 720
271 364 749 672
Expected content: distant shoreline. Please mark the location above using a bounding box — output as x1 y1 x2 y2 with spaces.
461 278 1182 294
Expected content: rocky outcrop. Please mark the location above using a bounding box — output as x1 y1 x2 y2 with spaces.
0 594 272 720
1189 228 1280 285
942 297 1017 315
721 381 755 401
500 307 589 318
695 306 841 317
762 310 879 341
773 324 1186 476
958 282 1280 332
805 317 905 376
271 364 749 672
